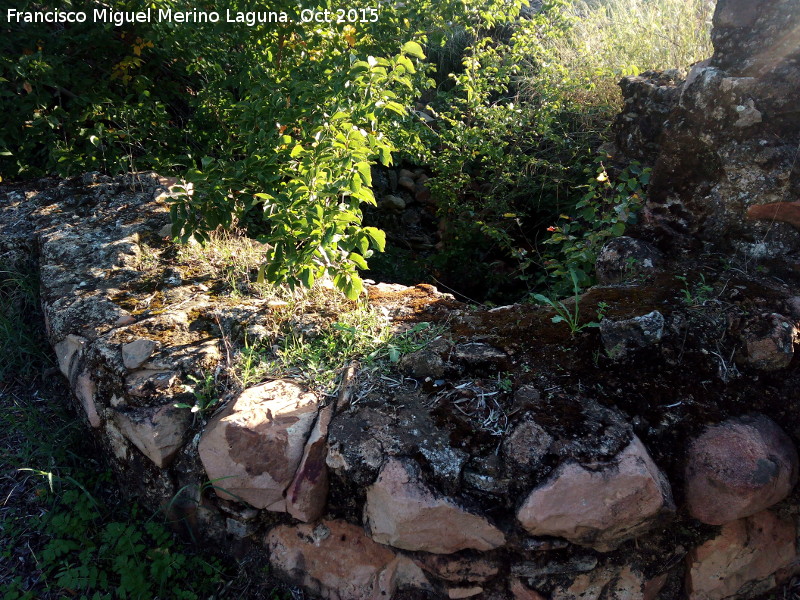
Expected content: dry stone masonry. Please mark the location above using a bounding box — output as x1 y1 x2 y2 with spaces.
3 1 800 598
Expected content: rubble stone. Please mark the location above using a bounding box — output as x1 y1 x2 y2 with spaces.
517 435 673 551
198 380 318 510
121 338 159 370
685 415 798 525
737 313 797 371
112 403 191 468
365 458 505 553
686 510 796 600
267 519 429 599
600 311 665 360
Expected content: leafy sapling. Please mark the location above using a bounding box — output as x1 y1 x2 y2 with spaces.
532 269 601 335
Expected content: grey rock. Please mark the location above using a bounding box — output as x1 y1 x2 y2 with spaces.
600 311 665 359
595 237 663 284
398 348 445 379
503 420 553 469
125 369 178 397
380 194 406 211
121 338 158 370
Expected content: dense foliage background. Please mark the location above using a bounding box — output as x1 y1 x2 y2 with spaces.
0 0 714 299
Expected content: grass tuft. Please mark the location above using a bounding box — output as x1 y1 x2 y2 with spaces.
0 264 50 384
525 0 716 108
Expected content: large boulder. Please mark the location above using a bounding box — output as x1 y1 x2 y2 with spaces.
636 0 800 257
517 435 674 551
614 71 685 164
198 380 319 510
685 415 798 525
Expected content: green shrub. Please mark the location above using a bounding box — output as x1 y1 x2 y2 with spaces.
1 0 714 300
536 160 650 293
4 485 222 600
2 380 225 599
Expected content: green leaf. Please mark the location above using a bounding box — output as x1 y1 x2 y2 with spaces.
355 161 372 186
401 41 425 59
388 346 401 362
378 146 392 166
348 252 368 270
298 267 316 288
396 56 416 73
363 227 386 252
384 101 406 116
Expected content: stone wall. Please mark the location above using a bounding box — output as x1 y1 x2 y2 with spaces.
4 172 800 600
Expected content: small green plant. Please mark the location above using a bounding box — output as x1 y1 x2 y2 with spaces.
2 387 227 600
367 321 444 364
29 486 222 600
175 372 220 415
496 372 514 393
532 269 601 335
676 273 715 306
596 301 610 321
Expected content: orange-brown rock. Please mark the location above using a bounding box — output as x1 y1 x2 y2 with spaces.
54 334 87 380
75 370 100 428
685 510 796 600
447 586 483 599
517 435 673 551
267 519 429 599
747 201 800 230
198 380 319 510
685 415 798 525
365 458 506 553
738 313 797 371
